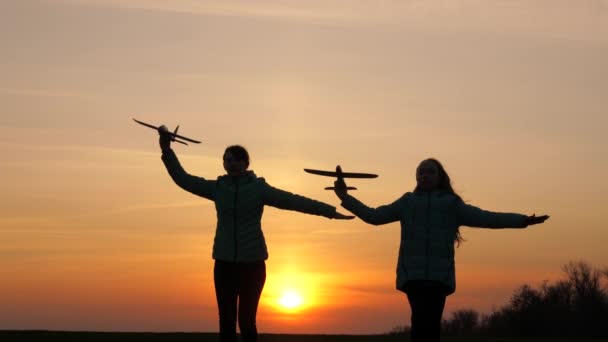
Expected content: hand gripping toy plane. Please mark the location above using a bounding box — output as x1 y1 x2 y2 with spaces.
133 118 201 145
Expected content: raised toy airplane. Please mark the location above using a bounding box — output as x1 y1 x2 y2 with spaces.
133 118 201 145
304 165 378 190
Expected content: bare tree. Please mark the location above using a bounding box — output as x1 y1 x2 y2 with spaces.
442 309 479 336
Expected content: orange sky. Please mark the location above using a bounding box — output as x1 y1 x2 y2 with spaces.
1 0 607 334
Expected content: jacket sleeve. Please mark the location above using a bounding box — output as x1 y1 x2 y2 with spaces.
341 194 403 225
262 182 336 218
161 149 216 200
456 202 528 228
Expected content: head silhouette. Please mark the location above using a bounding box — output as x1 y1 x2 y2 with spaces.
414 158 455 193
223 145 250 176
414 158 464 245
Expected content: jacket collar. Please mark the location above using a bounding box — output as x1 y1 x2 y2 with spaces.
413 190 451 197
218 170 257 185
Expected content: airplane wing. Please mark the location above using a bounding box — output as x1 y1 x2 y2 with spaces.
304 169 378 178
172 133 201 144
133 118 159 130
133 118 201 144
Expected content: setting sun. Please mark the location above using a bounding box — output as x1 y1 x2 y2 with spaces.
278 290 304 310
262 270 323 314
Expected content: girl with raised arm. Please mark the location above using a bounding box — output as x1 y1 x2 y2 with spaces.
333 158 548 342
158 131 352 342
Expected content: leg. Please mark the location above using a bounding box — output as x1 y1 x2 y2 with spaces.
406 289 423 342
406 285 447 342
237 261 266 342
424 288 446 342
214 261 239 342
433 290 447 340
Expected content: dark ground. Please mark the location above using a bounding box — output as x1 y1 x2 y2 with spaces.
0 331 602 341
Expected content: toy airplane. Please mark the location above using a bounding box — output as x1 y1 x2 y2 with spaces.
133 118 201 145
304 165 378 190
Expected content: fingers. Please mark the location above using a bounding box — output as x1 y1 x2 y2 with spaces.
528 214 550 225
157 125 169 134
159 134 171 143
334 212 355 220
333 180 348 200
333 165 348 199
158 128 172 151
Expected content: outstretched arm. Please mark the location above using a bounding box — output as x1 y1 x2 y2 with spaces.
262 182 353 220
334 177 402 225
159 130 216 200
457 201 549 228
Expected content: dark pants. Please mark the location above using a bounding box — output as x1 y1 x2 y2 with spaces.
405 283 448 342
214 260 266 342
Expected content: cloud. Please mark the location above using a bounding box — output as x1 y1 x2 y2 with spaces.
310 228 371 235
112 200 212 214
0 87 87 98
337 284 395 295
0 138 159 158
56 0 608 41
57 0 348 23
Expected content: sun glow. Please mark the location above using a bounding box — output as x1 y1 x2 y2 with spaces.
262 269 323 314
278 289 304 310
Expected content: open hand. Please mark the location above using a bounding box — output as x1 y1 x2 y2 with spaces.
526 214 549 226
333 211 355 220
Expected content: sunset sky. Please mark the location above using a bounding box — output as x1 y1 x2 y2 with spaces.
1 0 607 335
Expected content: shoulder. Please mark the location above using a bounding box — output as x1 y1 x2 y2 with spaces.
252 174 268 188
255 175 266 184
390 192 412 206
216 175 229 185
397 192 413 202
436 192 465 211
248 173 270 192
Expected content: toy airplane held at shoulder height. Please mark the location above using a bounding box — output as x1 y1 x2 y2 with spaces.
304 165 378 190
133 118 201 145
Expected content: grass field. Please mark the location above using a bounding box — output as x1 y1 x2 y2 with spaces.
0 331 603 342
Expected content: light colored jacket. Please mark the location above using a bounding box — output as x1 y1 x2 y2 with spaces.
341 191 528 295
161 149 337 262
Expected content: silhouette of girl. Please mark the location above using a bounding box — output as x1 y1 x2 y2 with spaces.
333 158 548 342
158 132 353 342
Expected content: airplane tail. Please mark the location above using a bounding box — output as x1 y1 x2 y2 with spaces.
170 125 180 142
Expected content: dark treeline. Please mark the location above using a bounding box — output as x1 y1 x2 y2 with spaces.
441 261 608 337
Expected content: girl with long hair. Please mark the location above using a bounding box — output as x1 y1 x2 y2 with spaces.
333 158 548 342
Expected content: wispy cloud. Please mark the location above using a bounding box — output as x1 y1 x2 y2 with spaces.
337 284 394 295
112 200 212 214
0 87 88 98
57 0 608 41
310 228 371 235
58 0 351 23
0 199 210 240
0 140 158 159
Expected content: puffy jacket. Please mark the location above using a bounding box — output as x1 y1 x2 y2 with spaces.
161 149 337 262
341 191 528 295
